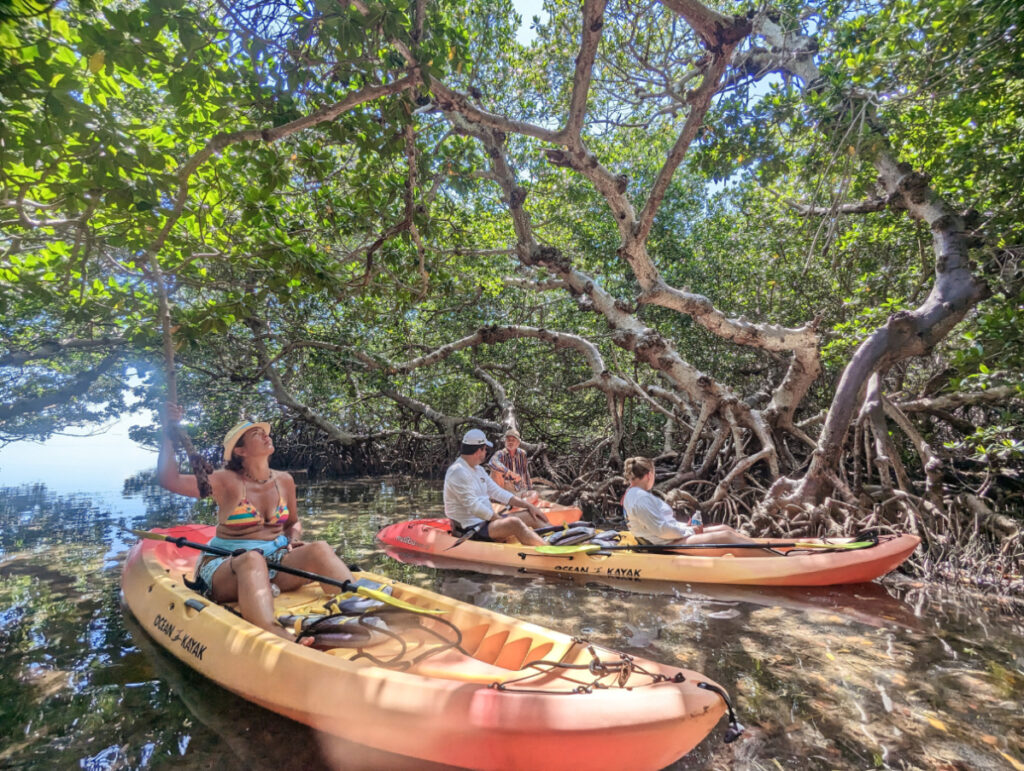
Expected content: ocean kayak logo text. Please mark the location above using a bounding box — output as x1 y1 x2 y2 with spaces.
154 614 208 660
552 565 642 580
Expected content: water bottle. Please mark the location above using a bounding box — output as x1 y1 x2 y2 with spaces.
689 510 704 534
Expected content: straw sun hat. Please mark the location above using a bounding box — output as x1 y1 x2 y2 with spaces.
222 420 272 461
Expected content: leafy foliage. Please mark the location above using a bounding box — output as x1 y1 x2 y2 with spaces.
1 0 1020 528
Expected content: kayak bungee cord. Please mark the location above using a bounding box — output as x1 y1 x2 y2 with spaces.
696 682 745 743
286 584 741 712
296 605 747 747
490 640 665 693
490 639 745 741
446 519 592 551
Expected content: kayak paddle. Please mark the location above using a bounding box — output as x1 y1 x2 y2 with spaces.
126 528 445 615
532 540 876 556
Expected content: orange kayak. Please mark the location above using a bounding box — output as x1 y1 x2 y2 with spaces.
380 546 924 631
377 519 921 586
122 525 733 770
492 498 582 526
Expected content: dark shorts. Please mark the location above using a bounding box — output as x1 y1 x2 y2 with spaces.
450 520 495 542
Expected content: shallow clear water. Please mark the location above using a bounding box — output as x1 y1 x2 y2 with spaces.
0 477 1021 770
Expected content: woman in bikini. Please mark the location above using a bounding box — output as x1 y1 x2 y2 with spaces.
158 403 354 641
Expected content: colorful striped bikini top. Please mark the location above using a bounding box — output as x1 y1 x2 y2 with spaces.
224 475 290 527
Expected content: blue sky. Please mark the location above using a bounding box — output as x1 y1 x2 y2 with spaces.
0 415 156 495
513 0 547 43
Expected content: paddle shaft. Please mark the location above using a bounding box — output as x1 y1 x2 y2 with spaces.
535 521 592 536
130 529 446 615
603 541 871 552
537 539 875 555
135 531 356 592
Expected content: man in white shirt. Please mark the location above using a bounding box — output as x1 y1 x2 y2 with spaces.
443 429 549 546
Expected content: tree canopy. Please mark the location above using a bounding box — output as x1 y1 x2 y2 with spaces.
2 0 1021 581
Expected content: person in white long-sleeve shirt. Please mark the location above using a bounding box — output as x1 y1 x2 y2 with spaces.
444 429 548 546
623 456 756 551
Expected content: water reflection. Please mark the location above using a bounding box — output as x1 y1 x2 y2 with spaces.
0 478 1022 770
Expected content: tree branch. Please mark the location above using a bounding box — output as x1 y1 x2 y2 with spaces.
141 75 419 267
882 394 944 494
246 318 362 445
788 197 892 216
564 0 609 142
897 386 1019 414
0 336 126 367
659 0 744 48
0 353 120 423
751 15 991 504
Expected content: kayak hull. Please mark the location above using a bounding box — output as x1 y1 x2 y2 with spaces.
122 525 727 770
377 519 921 587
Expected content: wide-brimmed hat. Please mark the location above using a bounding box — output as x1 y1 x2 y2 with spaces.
462 428 493 448
504 428 522 440
223 420 272 461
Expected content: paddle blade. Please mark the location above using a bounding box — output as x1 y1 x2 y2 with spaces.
354 586 447 615
126 528 170 542
793 540 875 550
532 543 601 555
444 531 475 551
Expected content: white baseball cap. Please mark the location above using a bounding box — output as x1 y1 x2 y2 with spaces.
462 428 493 447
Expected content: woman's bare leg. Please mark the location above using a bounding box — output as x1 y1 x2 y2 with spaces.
209 550 291 639
275 541 354 595
676 527 760 556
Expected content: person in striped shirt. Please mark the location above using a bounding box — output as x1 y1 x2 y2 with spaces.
489 428 538 502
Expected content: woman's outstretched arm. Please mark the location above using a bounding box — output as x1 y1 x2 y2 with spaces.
157 402 202 498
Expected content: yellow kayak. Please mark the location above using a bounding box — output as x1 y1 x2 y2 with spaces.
122 525 736 770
